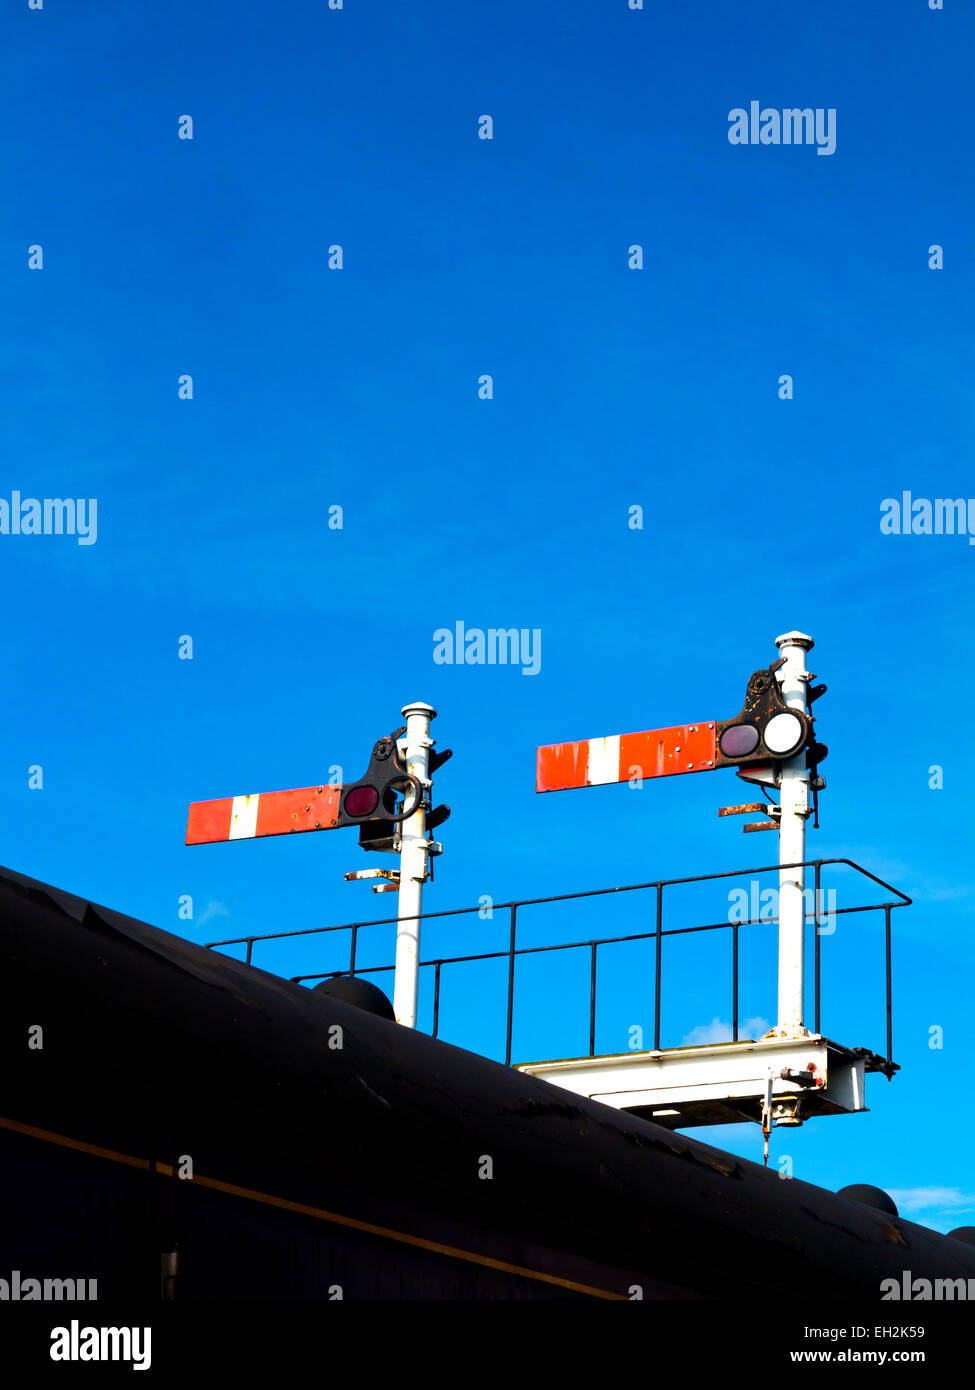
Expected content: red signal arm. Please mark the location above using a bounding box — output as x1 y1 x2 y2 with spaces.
186 784 343 845
536 723 717 793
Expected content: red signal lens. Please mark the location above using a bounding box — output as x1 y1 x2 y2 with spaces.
344 785 379 817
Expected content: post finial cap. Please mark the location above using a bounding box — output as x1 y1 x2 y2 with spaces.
402 701 437 720
775 631 814 651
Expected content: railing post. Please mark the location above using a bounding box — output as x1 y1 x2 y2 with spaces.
885 904 893 1067
349 922 358 976
814 861 821 1035
433 960 442 1039
732 921 739 1042
245 938 253 966
654 883 662 1051
589 942 597 1057
504 905 517 1066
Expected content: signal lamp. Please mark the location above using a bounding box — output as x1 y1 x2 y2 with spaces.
719 724 760 758
762 712 805 757
343 785 380 818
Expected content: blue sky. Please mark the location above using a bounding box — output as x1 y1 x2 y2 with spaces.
2 1 973 1232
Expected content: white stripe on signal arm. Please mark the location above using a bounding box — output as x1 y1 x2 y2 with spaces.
586 736 621 786
228 794 260 839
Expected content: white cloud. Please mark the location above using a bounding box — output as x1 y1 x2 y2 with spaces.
196 900 229 928
887 1187 975 1217
682 1015 769 1046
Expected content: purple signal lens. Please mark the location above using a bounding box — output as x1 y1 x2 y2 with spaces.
344 785 379 817
719 724 760 758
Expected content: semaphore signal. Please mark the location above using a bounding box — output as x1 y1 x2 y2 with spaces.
536 631 826 794
185 702 451 1030
536 632 826 1042
529 631 856 1161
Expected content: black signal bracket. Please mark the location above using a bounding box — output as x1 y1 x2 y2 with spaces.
714 658 816 771
338 728 425 832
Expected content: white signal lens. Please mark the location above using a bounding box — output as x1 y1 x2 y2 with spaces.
763 711 804 756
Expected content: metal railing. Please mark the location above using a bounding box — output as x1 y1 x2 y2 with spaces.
206 858 910 1069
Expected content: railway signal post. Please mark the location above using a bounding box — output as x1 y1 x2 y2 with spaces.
392 702 437 1030
185 701 451 1030
536 629 826 1041
773 631 816 1040
525 630 881 1140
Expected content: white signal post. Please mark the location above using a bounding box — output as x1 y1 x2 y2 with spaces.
393 702 437 1029
773 631 815 1038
